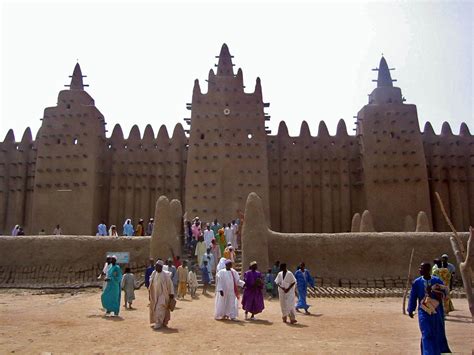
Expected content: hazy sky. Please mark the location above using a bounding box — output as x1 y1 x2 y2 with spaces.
0 0 472 140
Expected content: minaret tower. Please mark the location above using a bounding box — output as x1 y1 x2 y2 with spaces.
31 63 107 234
356 56 431 231
184 44 270 222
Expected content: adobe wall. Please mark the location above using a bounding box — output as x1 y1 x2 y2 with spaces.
422 122 474 232
267 120 364 233
0 236 150 267
242 192 473 286
0 236 150 287
105 123 187 232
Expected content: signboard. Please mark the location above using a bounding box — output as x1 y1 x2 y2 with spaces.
106 252 130 264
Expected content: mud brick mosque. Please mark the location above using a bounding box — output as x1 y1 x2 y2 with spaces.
0 44 472 235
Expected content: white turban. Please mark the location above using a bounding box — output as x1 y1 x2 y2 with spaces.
156 259 164 266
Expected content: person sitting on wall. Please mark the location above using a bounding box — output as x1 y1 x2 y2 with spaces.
97 221 107 236
109 225 118 237
123 219 134 237
11 224 20 236
146 218 154 236
135 218 145 236
53 224 61 235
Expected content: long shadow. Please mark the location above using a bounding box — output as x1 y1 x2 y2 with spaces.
285 322 309 328
87 314 125 321
178 299 192 302
216 319 245 326
448 311 471 319
246 319 273 326
445 318 473 324
153 326 179 333
302 313 323 317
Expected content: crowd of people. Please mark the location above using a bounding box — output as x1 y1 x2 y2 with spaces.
99 251 317 330
97 247 460 354
96 218 155 237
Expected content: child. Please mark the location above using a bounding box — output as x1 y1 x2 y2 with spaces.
121 267 136 309
201 260 211 295
188 265 199 298
265 268 274 299
177 260 189 299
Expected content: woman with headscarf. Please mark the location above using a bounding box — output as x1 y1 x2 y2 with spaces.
217 228 227 255
11 225 20 236
123 219 134 237
109 225 118 237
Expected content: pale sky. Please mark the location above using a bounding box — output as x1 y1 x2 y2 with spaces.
0 0 472 140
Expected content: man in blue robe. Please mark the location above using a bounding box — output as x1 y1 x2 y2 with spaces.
101 255 123 316
294 262 315 314
408 262 451 355
145 258 154 289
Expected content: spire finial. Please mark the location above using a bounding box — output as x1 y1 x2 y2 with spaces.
216 43 234 76
373 56 396 88
65 63 89 90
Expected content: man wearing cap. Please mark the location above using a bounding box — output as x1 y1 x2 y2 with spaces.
215 260 245 320
441 254 455 290
223 243 235 263
146 218 154 236
149 259 175 329
101 255 122 317
242 261 265 320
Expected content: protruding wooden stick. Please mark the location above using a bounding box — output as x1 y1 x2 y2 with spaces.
435 191 473 320
402 248 415 315
434 192 466 257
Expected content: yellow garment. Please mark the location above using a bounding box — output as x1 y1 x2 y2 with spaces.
178 282 187 298
434 267 454 314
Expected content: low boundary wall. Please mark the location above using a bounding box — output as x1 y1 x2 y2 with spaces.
0 236 150 288
242 193 473 287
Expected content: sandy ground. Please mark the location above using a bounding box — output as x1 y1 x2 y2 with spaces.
0 288 472 354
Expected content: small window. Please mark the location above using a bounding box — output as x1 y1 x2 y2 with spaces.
200 133 205 140
73 138 78 145
247 133 253 139
107 143 112 149
66 104 71 109
57 139 61 144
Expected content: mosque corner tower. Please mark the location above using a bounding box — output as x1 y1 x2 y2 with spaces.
356 57 432 231
30 64 108 234
184 44 271 223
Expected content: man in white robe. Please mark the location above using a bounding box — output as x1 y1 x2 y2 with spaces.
274 263 297 324
224 224 236 249
149 260 175 329
203 224 214 248
215 260 245 320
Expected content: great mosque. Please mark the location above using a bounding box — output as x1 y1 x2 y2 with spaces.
0 44 472 235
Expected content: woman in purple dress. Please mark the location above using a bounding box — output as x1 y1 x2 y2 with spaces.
242 261 265 320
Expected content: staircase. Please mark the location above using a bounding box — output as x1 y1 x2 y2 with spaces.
183 247 242 287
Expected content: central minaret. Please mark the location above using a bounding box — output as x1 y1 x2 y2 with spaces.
184 44 270 223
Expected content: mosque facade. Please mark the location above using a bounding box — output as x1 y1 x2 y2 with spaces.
0 44 472 235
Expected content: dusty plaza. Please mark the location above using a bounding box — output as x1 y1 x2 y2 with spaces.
0 288 472 354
